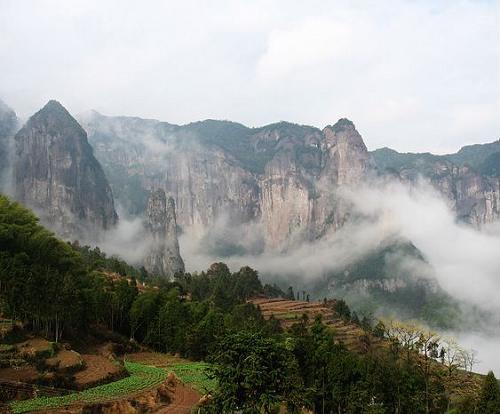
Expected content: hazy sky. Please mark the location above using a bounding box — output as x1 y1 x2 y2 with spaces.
1 0 499 153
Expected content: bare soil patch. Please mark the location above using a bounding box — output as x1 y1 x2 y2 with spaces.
73 355 125 389
45 350 83 372
0 366 38 382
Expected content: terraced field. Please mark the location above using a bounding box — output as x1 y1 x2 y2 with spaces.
125 352 216 394
9 361 168 413
250 298 384 353
168 362 215 394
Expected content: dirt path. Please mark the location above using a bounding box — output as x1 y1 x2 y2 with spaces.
155 382 201 414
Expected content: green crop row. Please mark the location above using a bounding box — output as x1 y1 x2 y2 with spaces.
9 361 167 413
168 361 217 394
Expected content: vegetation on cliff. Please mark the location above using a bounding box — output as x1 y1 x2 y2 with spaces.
0 195 495 413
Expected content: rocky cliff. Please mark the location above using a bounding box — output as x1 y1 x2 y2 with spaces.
78 110 500 323
372 146 500 226
144 189 185 278
0 99 19 193
81 110 500 239
14 100 118 240
80 113 374 251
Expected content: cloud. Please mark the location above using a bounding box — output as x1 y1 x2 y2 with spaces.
0 0 498 153
179 177 500 373
181 177 500 317
344 180 500 312
97 206 153 264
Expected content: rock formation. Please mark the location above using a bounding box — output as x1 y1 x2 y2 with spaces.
144 189 185 278
14 100 118 240
372 146 500 226
79 110 500 263
81 114 375 251
0 99 19 193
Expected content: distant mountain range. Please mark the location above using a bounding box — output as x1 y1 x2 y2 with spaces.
1 97 498 326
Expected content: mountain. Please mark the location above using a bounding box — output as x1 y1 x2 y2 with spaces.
80 112 373 251
0 99 19 192
78 110 500 323
14 100 118 240
371 143 500 225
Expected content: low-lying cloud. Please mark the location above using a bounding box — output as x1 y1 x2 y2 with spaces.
179 178 500 373
181 177 500 316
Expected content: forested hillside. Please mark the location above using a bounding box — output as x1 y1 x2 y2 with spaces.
1 195 498 413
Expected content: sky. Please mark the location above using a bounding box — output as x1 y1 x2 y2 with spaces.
0 0 499 153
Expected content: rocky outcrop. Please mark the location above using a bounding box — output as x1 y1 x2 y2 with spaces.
80 110 500 253
81 114 373 251
0 99 19 193
144 189 185 278
14 100 118 240
372 147 500 226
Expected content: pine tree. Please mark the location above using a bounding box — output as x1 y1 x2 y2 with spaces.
478 371 500 414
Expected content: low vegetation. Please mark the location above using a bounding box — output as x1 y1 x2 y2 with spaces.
168 362 216 393
1 194 498 413
9 362 167 413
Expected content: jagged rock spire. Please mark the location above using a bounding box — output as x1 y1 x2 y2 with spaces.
144 188 184 278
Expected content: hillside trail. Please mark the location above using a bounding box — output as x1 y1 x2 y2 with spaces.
155 381 200 414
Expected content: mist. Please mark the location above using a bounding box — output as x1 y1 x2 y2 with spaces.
178 178 500 373
182 178 500 313
98 209 153 265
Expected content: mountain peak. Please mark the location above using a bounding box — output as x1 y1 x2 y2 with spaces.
40 99 71 116
27 100 82 134
328 118 356 133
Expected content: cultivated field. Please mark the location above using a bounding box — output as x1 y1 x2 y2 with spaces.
8 361 167 413
250 298 384 353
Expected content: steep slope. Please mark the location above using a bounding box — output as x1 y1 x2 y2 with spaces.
372 145 500 225
80 113 373 250
0 99 19 192
144 189 185 278
14 100 118 240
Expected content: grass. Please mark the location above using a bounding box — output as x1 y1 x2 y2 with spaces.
274 312 299 320
9 361 167 413
168 362 216 394
0 343 15 352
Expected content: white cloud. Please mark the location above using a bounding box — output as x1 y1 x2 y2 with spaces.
0 0 498 153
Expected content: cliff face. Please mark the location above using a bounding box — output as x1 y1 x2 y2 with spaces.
81 113 373 250
14 101 118 240
79 110 500 260
144 189 185 278
372 146 500 226
0 99 19 193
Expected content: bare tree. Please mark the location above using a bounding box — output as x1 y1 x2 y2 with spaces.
460 348 479 374
439 338 465 378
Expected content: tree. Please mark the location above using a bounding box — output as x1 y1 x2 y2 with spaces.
478 371 500 414
204 331 307 413
129 290 165 340
0 195 87 341
460 348 479 374
232 266 262 301
333 299 351 320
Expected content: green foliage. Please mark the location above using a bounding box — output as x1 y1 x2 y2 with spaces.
478 371 500 414
9 362 167 413
203 331 307 413
72 242 147 281
0 195 484 413
0 195 87 341
333 299 352 320
168 361 216 393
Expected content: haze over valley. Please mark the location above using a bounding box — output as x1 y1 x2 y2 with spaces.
1 1 499 413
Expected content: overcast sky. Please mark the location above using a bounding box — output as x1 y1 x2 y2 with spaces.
0 0 499 153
